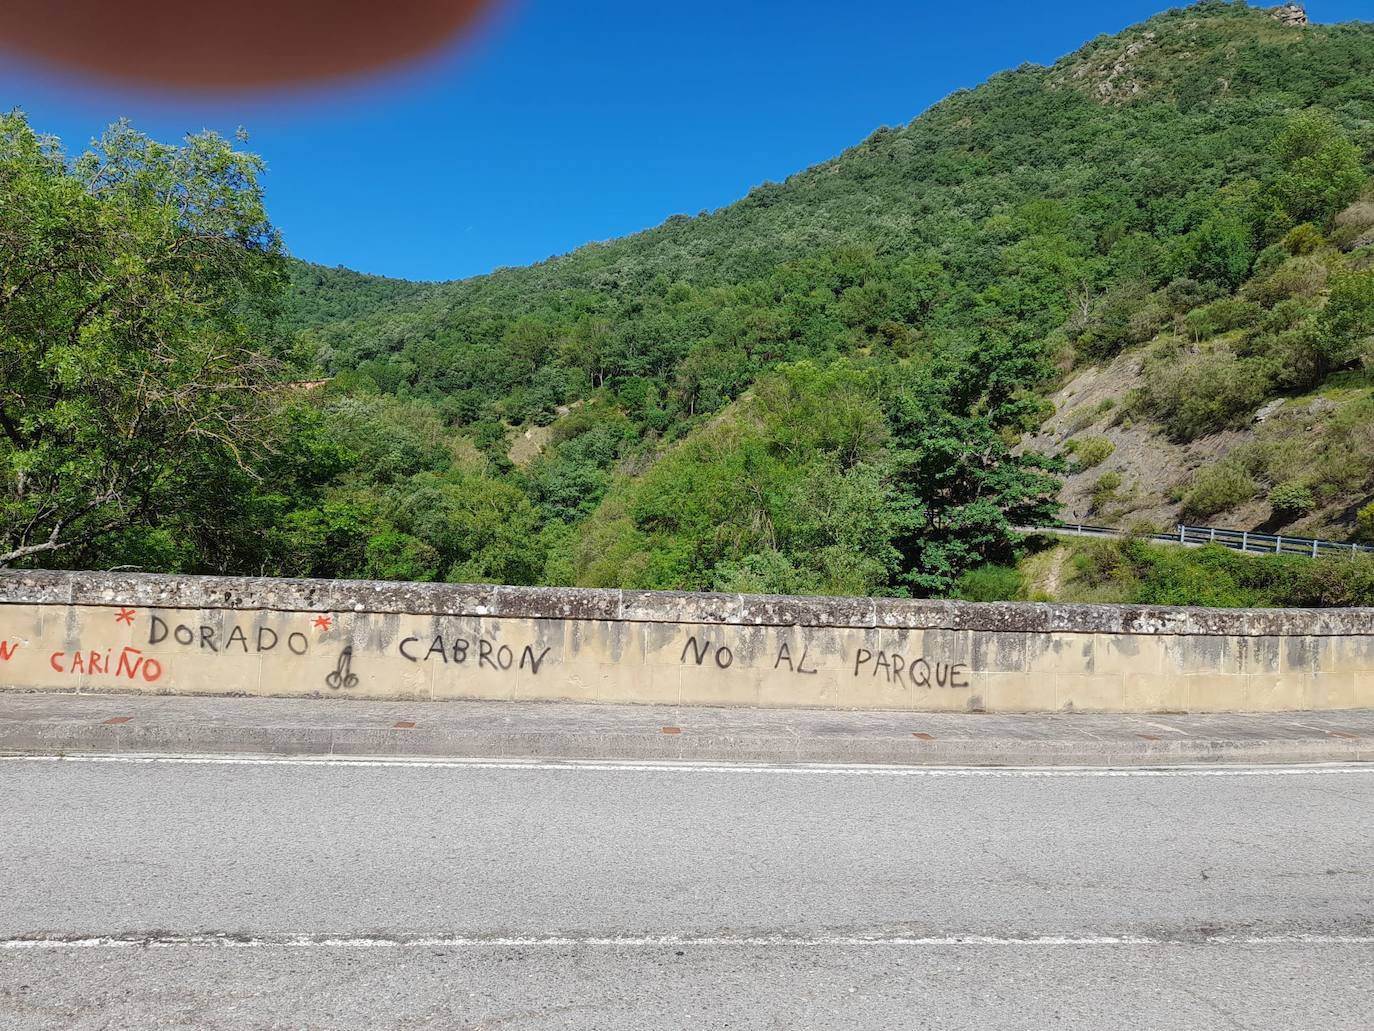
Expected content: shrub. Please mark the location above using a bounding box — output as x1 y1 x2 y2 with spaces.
1180 463 1259 521
1131 543 1254 608
1357 502 1374 542
1300 398 1374 500
1058 538 1374 609
1124 519 1164 537
1268 481 1316 520
711 551 824 596
1067 435 1115 471
1241 256 1328 307
1114 388 1149 426
1322 268 1374 349
1075 285 1165 359
1165 277 1222 315
1260 325 1336 392
1336 201 1374 234
1182 298 1263 340
952 564 1024 602
1281 223 1325 256
1143 348 1274 441
1090 472 1123 512
1264 112 1366 231
1127 294 1171 345
363 530 441 583
1060 405 1098 435
1250 244 1289 281
1259 298 1318 335
1068 539 1135 591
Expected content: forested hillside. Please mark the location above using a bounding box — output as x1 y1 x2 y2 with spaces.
7 1 1374 605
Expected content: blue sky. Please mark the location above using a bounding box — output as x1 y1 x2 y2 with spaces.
2 1 1366 282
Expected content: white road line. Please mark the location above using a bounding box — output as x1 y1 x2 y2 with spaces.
2 934 1372 950
2 753 1372 777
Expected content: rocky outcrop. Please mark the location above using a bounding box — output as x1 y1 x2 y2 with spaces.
1272 3 1308 27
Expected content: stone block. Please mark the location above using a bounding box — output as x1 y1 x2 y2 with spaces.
876 629 926 661
741 594 874 629
1055 673 1125 712
596 664 682 706
969 631 1030 674
1323 636 1374 674
843 662 916 710
200 652 267 698
767 626 835 678
974 672 1050 713
1182 674 1249 713
623 590 735 626
1027 633 1095 676
567 619 645 667
643 623 742 674
1283 635 1319 674
1092 634 1161 677
912 628 975 668
1306 672 1359 711
1164 634 1233 676
872 598 950 631
908 684 976 713
1122 672 1185 713
494 585 621 622
514 660 600 704
1235 636 1282 675
1353 671 1374 708
1242 674 1292 712
344 646 430 702
431 653 517 702
759 670 851 709
680 665 759 707
807 628 877 674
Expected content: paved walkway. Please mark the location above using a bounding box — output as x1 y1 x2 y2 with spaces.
1 691 1371 765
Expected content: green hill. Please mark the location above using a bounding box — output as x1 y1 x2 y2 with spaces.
13 1 1374 606
293 0 1374 398
272 2 1374 602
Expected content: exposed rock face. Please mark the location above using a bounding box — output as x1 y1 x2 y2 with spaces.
1272 3 1308 27
1056 30 1159 105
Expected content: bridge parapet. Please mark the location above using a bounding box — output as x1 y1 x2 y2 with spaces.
1 570 1371 713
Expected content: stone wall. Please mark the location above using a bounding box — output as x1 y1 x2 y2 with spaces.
0 570 1370 712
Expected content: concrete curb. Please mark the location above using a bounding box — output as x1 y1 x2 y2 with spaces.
2 730 1371 767
1 695 1372 767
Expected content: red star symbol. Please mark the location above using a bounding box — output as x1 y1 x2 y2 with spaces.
312 615 333 631
115 608 136 625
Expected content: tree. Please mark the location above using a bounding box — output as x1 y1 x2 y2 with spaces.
1171 212 1256 291
0 113 286 566
1322 268 1374 360
887 406 1062 595
385 471 547 585
886 338 1063 595
1264 113 1366 234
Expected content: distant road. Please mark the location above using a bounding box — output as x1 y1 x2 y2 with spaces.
2 756 1372 1029
1023 521 1374 560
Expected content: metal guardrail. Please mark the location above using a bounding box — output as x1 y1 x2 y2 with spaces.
1022 523 1374 560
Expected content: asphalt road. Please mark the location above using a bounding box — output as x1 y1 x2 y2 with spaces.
2 755 1372 1029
